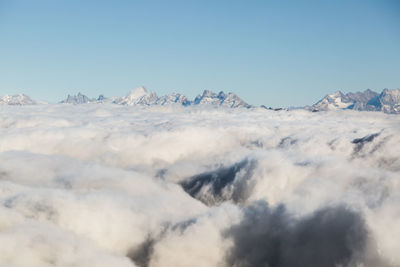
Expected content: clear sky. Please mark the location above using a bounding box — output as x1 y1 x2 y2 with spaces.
0 0 399 106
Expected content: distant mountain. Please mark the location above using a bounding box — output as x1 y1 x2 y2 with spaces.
111 87 251 108
60 93 95 104
379 89 400 114
345 89 379 110
0 94 38 105
155 92 191 106
312 89 400 114
3 87 399 113
219 92 251 108
60 93 116 104
193 90 222 105
113 87 158 106
194 90 251 108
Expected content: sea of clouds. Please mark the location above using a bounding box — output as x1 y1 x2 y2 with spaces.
0 104 399 267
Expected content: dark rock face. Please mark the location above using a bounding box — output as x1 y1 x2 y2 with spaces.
180 159 256 206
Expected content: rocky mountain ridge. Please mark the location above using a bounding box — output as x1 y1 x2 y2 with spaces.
58 87 251 108
2 87 400 113
312 88 400 114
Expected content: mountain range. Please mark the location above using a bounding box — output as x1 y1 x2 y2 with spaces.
57 87 251 108
311 88 400 114
1 87 400 114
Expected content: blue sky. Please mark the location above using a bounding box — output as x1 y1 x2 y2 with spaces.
0 0 399 106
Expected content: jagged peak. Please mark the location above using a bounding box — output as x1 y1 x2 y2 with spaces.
363 88 377 94
60 92 93 104
126 86 148 98
201 90 218 97
380 88 400 95
327 91 344 98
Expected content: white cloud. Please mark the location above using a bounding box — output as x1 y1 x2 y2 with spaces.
0 104 399 266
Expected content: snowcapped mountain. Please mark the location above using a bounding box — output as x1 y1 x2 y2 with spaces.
220 92 252 108
111 87 251 108
312 89 400 114
194 90 251 108
313 91 355 110
194 90 223 105
155 92 191 106
0 94 38 105
379 89 400 114
3 87 399 113
113 86 158 106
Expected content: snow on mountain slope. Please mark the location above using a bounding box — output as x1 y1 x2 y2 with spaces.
155 92 191 106
221 92 251 108
312 88 400 114
313 91 354 110
194 90 223 105
0 93 38 105
379 89 400 114
112 88 251 108
113 86 158 106
3 87 398 114
194 90 251 108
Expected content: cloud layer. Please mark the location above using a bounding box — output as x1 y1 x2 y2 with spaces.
0 104 399 266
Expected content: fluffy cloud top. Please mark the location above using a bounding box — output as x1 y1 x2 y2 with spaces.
0 104 399 266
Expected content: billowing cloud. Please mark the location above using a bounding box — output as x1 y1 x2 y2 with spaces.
0 104 399 266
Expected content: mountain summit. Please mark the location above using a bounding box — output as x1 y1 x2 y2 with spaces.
113 86 158 106
193 90 250 108
0 94 38 105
